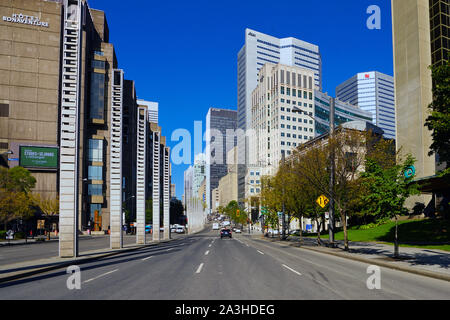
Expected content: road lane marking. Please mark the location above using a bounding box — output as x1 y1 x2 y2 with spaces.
205 250 210 255
282 264 302 276
166 248 174 251
257 250 265 255
196 263 204 274
83 269 119 283
141 256 153 261
208 244 212 247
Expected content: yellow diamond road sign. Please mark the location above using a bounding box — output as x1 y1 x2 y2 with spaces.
316 195 329 208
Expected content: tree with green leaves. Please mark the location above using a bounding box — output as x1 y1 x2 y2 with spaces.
0 167 36 230
425 60 450 177
360 154 420 257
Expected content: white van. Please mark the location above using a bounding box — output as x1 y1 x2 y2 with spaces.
212 223 219 230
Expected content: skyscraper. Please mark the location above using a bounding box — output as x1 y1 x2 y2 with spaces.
237 28 321 202
137 99 158 123
205 108 237 212
336 71 395 139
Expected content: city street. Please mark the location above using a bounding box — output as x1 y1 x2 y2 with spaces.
1 227 449 300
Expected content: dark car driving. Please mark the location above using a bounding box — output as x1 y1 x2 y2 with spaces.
220 228 232 239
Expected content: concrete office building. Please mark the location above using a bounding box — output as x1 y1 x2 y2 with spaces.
392 0 449 210
217 147 238 208
391 0 439 180
205 108 237 212
237 28 321 203
336 71 396 139
0 0 171 256
137 99 158 123
251 63 316 176
314 91 373 136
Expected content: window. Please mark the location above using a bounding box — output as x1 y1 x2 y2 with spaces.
287 125 291 129
281 107 285 111
281 132 285 137
90 204 101 221
281 86 285 94
91 59 105 69
256 172 260 176
250 171 255 176
251 180 255 184
287 100 290 104
0 103 9 117
287 88 290 96
309 92 313 100
251 188 255 193
304 91 307 99
293 126 297 130
281 141 285 145
88 139 103 162
281 115 285 120
256 188 260 193
90 72 105 120
88 166 102 180
88 184 102 195
281 98 285 103
292 89 296 97
281 124 285 128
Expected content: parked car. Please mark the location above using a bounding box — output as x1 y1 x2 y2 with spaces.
145 225 152 233
220 228 232 239
176 226 185 233
234 229 241 233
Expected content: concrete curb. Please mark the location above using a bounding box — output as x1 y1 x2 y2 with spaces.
0 237 178 284
246 234 450 283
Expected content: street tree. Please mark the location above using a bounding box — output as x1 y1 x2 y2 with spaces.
359 154 420 257
424 60 450 177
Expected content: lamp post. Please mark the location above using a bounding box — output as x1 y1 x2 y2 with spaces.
292 100 335 247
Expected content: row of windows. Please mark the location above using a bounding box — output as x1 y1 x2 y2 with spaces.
280 123 313 131
280 87 313 99
280 115 314 125
257 45 280 55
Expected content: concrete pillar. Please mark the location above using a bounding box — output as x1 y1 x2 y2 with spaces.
59 0 82 258
136 107 147 245
152 130 160 242
163 147 170 240
110 69 124 249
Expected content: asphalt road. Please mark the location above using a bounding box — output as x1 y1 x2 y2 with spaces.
0 227 449 299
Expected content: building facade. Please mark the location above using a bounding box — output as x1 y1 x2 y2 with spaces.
335 71 396 139
0 0 171 256
205 107 237 212
314 91 374 136
237 28 322 204
251 63 316 176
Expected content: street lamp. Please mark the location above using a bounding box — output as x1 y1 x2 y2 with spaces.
292 100 336 247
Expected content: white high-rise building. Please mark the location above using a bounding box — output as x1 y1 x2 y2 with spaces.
237 28 321 202
251 63 316 177
137 99 158 123
335 72 395 139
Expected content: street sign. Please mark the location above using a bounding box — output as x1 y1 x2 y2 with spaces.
404 165 415 179
316 195 329 208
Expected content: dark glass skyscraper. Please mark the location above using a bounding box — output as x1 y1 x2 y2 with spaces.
205 108 237 212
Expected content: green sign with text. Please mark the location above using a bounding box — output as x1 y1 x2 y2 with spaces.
19 146 58 169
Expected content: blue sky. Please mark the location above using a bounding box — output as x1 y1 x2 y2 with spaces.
89 0 393 199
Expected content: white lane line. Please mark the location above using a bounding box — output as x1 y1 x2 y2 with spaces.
166 248 174 251
208 244 212 247
282 264 302 276
83 269 119 283
205 250 210 255
141 256 153 261
257 250 265 255
195 263 204 274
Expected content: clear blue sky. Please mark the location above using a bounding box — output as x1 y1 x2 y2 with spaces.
89 0 393 199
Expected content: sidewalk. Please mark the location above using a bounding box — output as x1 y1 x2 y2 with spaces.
243 231 450 282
